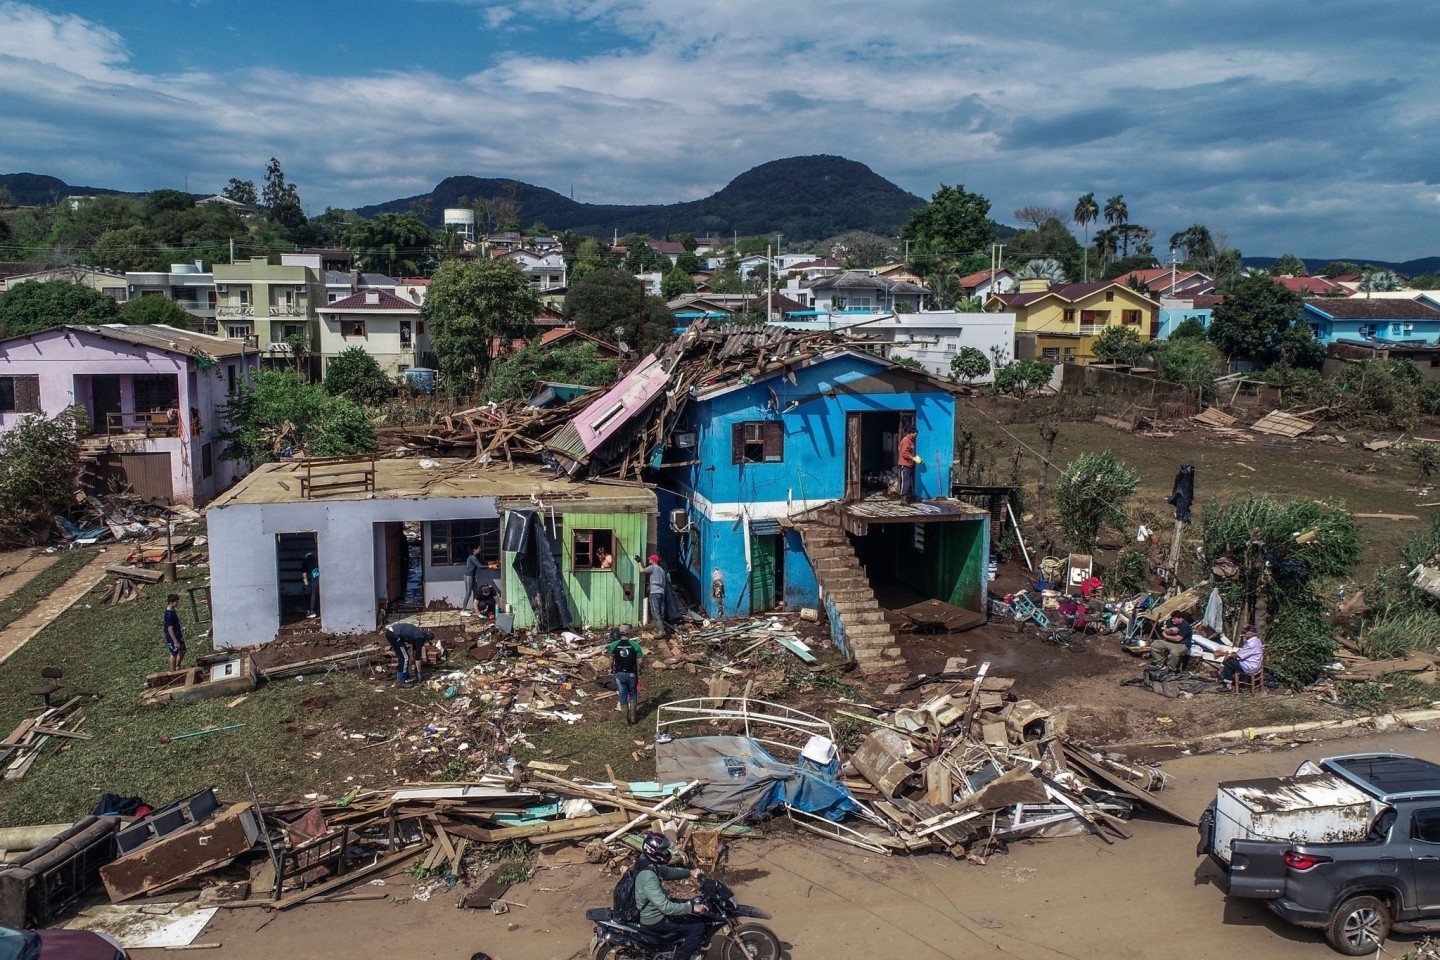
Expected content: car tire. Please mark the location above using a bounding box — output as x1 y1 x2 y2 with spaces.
1325 895 1391 956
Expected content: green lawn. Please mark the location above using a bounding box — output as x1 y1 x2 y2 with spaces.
0 549 95 631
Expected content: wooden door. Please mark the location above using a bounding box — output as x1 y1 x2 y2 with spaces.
92 376 121 430
383 523 406 602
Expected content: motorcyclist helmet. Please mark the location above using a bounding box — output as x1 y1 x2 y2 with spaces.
641 832 673 864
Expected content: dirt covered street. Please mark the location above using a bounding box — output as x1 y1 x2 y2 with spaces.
175 726 1440 960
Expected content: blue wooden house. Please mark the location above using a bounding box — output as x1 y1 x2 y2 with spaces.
1301 297 1440 346
653 343 990 669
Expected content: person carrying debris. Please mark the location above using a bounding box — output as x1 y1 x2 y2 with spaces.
898 427 921 502
608 627 645 724
642 555 672 635
1150 613 1193 673
163 593 186 671
302 552 320 619
1219 624 1264 688
385 622 432 687
633 832 708 960
461 544 485 617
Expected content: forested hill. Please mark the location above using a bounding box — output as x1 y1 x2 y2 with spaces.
0 173 130 205
355 155 927 242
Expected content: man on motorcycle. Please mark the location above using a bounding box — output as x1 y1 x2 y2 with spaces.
635 832 708 960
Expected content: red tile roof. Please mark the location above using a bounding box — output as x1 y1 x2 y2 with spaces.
991 281 1139 307
958 268 1012 287
1274 276 1346 296
319 290 419 311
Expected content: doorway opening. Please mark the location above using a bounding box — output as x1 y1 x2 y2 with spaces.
276 532 317 624
844 410 914 500
749 534 786 614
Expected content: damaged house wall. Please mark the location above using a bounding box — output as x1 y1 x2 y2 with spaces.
858 518 988 613
501 508 654 630
658 351 956 619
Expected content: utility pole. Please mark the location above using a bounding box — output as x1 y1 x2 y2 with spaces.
229 237 235 265
767 242 773 323
1169 247 1178 296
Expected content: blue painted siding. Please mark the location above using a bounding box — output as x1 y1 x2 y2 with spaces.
783 528 818 611
1302 306 1440 346
1157 307 1212 339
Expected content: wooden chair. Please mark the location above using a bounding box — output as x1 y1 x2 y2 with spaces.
1232 658 1265 695
30 666 63 707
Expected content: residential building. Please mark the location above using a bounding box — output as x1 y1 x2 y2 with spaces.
987 280 1160 363
1300 298 1440 346
647 240 685 266
1116 268 1215 298
205 460 657 647
651 345 989 656
211 254 326 371
1273 275 1348 297
1156 294 1223 339
872 261 925 285
806 271 928 315
0 324 259 505
956 268 1015 300
125 262 217 331
0 264 127 300
845 311 1016 382
500 249 567 290
322 270 398 305
667 293 810 330
316 290 429 376
1325 339 1440 384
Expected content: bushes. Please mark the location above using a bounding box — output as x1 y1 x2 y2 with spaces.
1264 605 1339 689
1359 610 1440 660
219 370 377 465
1053 451 1141 552
323 347 395 406
0 407 85 548
1102 548 1150 596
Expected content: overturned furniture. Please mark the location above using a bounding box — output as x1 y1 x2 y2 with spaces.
0 816 119 928
140 654 257 707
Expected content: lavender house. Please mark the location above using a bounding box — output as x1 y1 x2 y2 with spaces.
0 324 260 506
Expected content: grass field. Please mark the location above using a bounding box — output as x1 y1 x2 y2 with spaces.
0 549 94 631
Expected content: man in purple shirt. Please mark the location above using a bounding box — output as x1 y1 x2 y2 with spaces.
1220 624 1264 688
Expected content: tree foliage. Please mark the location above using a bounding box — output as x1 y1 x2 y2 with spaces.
993 359 1054 398
661 267 696 300
218 370 377 466
222 178 257 206
564 266 667 351
0 280 121 337
1155 339 1224 401
1054 450 1141 552
1169 316 1206 340
901 184 994 277
121 296 192 328
1090 325 1144 364
344 213 433 276
423 259 541 395
1207 274 1303 363
323 346 395 405
0 407 85 548
487 340 619 404
1268 253 1308 276
950 346 990 385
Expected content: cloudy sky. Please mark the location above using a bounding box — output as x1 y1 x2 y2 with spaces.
2 0 1437 260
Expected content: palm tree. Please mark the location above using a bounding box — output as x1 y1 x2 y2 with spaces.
1093 228 1118 266
1360 269 1404 294
1016 258 1068 283
1104 195 1129 255
1074 193 1099 281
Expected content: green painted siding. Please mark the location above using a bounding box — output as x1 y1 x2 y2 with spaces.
863 519 987 613
504 510 649 629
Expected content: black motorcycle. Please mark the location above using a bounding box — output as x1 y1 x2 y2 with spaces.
586 877 781 960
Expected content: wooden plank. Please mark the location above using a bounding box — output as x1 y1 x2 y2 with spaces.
449 838 468 877
273 844 428 910
1061 745 1197 826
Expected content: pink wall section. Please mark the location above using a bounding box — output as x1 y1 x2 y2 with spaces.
0 327 258 505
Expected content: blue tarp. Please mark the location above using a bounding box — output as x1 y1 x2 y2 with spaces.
654 735 858 822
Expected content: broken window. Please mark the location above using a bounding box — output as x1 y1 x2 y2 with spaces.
0 374 40 413
731 421 784 464
202 442 214 479
572 529 615 571
430 518 500 566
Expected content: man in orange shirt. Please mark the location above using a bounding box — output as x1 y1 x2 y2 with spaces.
897 427 918 502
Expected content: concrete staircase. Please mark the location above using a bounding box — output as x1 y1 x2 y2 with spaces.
798 516 907 676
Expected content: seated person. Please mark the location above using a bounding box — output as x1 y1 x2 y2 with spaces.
475 583 499 619
1150 613 1193 672
1219 624 1264 687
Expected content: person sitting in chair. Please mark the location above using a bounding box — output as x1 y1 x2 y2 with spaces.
1150 613 1193 673
1219 624 1264 688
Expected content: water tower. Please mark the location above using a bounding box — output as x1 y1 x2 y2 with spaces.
443 208 476 242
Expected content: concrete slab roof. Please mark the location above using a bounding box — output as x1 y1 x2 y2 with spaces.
209 459 657 509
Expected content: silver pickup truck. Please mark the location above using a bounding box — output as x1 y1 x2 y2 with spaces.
1198 752 1440 955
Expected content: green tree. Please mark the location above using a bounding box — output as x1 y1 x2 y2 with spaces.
901 184 995 275
950 346 990 385
1005 221 1083 283
675 251 702 275
262 157 308 235
1269 253 1308 276
1168 316 1206 340
618 233 663 274
424 259 541 395
1074 193 1099 281
1207 274 1303 363
1360 269 1404 293
345 213 434 277
1015 257 1067 283
566 266 645 342
1090 325 1144 364
222 178 258 206
1155 338 1223 401
1321 260 1362 277
0 280 121 337
122 296 192 329
323 346 395 405
93 225 159 272
486 340 619 403
0 406 85 548
993 359 1055 398
218 370 376 465
1169 224 1216 265
1103 194 1128 230
661 267 696 300
1054 450 1141 552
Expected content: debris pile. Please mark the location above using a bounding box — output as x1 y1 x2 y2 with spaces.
1 695 91 782
58 493 202 546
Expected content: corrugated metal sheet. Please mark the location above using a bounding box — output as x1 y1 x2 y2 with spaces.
545 353 671 466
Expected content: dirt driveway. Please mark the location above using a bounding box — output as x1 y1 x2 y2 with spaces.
178 725 1440 960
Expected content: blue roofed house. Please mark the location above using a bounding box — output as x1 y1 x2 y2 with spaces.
1301 297 1440 346
650 332 990 675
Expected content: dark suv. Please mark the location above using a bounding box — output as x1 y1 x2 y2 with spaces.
1199 753 1440 955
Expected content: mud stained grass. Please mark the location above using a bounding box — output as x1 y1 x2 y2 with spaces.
0 568 444 827
514 671 706 783
0 549 94 631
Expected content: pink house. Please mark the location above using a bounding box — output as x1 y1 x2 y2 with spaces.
0 324 260 506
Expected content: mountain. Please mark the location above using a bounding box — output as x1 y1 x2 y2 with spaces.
0 172 131 205
1242 255 1440 277
355 155 927 241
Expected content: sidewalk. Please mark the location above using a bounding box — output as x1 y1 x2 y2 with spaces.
0 547 116 665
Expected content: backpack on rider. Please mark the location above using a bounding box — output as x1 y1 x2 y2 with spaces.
611 855 654 924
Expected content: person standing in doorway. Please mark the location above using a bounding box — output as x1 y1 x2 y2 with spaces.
462 544 484 617
897 427 920 503
302 552 320 619
163 593 186 671
608 627 645 725
641 555 671 636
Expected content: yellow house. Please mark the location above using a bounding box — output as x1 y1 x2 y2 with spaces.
986 279 1160 363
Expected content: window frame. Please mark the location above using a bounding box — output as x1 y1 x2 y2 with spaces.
429 518 501 566
341 319 367 338
571 528 616 572
1412 808 1440 844
0 374 41 413
731 421 784 465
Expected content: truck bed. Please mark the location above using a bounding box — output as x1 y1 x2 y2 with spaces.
1213 773 1375 863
